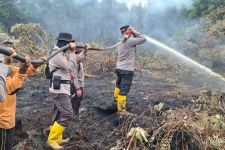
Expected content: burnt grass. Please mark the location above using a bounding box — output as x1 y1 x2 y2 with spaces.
14 71 201 150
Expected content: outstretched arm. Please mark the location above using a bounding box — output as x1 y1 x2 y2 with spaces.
6 57 31 95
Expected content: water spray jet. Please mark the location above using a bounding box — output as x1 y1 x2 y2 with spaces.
145 35 225 90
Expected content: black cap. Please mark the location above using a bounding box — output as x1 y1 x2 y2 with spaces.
120 25 129 32
56 32 75 42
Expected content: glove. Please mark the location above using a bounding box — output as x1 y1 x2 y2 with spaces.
19 57 31 74
76 87 82 97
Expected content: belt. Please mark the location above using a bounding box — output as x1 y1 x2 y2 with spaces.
50 80 71 85
60 80 71 84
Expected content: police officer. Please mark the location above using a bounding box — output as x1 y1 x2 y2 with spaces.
47 32 90 150
113 25 146 115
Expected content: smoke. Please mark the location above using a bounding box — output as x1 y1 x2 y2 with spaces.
14 0 225 90
15 0 195 45
100 0 193 10
15 0 201 58
143 0 196 47
149 0 194 13
114 0 148 9
98 0 147 8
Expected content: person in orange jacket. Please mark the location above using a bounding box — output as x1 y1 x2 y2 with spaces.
0 33 40 150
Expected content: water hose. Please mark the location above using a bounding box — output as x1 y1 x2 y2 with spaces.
0 45 69 66
76 45 103 51
0 42 121 65
76 41 121 51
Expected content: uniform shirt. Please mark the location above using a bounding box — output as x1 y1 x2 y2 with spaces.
49 46 85 95
116 33 146 71
72 62 84 88
0 65 36 129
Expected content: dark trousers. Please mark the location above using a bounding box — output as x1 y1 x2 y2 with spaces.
116 69 134 96
70 85 83 115
51 93 73 127
0 128 14 150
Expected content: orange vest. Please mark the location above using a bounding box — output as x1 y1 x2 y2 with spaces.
0 65 36 129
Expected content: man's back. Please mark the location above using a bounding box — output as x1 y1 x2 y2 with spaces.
116 33 146 71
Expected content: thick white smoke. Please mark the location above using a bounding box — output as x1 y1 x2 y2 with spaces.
98 0 194 10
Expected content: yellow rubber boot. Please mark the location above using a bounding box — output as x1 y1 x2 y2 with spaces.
114 87 120 102
47 122 65 150
50 125 70 145
117 95 127 115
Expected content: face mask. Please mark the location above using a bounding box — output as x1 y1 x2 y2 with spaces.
0 54 4 63
0 78 6 101
0 64 8 101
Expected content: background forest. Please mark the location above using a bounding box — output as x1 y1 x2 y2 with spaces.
1 0 225 70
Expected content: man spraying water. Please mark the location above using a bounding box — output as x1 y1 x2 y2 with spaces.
113 25 146 115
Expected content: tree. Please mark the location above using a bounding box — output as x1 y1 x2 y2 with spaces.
187 0 225 18
0 0 27 32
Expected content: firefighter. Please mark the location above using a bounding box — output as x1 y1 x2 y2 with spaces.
114 25 146 115
70 49 85 116
0 33 39 150
47 32 90 150
0 59 31 150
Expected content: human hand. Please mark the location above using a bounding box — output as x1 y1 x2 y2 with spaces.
4 47 17 64
69 42 76 52
128 27 139 35
76 87 82 97
84 43 91 54
19 56 31 74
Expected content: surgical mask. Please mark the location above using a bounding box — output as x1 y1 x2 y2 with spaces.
0 54 4 63
0 77 6 101
0 64 9 101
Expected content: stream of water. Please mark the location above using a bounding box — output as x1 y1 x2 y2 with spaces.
145 35 225 90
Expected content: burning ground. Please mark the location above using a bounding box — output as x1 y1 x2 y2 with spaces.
13 51 225 150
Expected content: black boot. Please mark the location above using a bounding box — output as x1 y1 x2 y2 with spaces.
96 101 117 115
